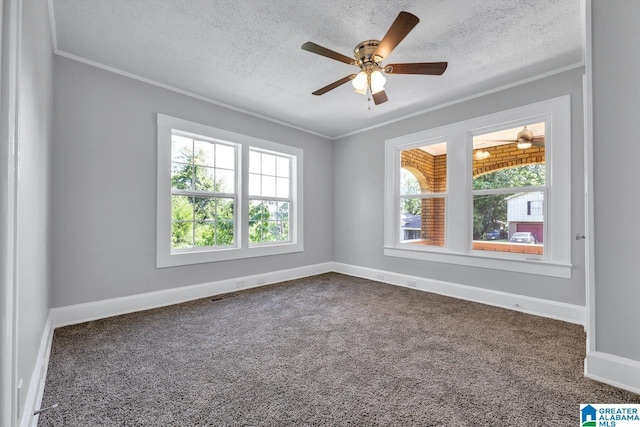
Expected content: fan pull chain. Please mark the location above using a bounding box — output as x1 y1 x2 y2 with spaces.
367 74 372 110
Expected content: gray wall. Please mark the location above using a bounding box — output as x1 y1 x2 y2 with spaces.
16 0 54 416
333 67 586 305
52 56 334 307
592 2 640 361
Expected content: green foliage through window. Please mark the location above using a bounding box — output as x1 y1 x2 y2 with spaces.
472 165 545 239
170 136 236 249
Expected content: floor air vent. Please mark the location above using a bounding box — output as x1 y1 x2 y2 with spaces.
210 294 238 302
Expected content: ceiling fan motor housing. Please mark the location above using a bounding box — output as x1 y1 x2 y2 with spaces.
517 126 534 142
354 40 383 68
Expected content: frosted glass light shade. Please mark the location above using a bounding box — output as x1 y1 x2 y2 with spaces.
352 71 368 93
517 142 532 149
370 70 386 94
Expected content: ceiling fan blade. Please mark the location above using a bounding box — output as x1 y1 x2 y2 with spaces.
532 137 545 147
385 62 448 75
374 11 420 59
312 74 357 96
372 90 388 105
301 42 354 65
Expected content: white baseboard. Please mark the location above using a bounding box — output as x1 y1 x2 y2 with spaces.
29 260 599 425
585 351 640 394
19 315 54 427
332 262 586 325
49 260 585 332
50 262 334 328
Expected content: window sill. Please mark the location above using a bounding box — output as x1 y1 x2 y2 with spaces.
383 246 572 278
157 242 303 268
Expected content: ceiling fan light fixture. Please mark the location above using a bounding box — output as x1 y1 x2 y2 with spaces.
474 150 490 160
517 141 533 149
352 71 368 93
370 70 386 94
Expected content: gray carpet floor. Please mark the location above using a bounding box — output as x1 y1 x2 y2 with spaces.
38 273 638 426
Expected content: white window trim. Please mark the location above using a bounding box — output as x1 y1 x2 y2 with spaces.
384 96 572 278
157 114 303 268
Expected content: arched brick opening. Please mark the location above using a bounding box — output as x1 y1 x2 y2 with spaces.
401 165 431 192
473 143 545 178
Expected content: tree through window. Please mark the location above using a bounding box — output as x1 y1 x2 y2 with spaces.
170 135 236 249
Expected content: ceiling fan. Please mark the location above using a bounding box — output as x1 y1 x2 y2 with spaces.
491 126 545 149
301 11 448 106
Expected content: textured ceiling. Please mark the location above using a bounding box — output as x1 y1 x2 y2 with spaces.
51 0 583 139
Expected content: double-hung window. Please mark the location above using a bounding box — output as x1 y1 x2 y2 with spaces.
249 149 292 245
384 96 571 278
157 114 303 267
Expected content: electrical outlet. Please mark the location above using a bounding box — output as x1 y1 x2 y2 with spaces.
235 280 245 289
256 277 266 285
407 280 417 287
376 274 384 281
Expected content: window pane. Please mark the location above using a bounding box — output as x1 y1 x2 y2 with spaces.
249 200 290 245
249 173 261 196
473 164 546 190
216 169 235 193
473 192 544 255
278 220 290 241
193 166 216 192
172 195 193 221
262 153 276 176
171 163 193 190
400 197 445 246
276 177 289 198
262 176 276 198
472 122 546 189
216 198 234 222
277 201 289 221
400 202 421 241
216 221 235 245
194 221 234 247
171 221 193 249
171 135 192 163
400 168 421 195
249 151 261 173
277 156 290 178
215 144 235 169
249 200 267 243
194 222 216 247
193 139 215 166
399 143 447 194
193 197 216 221
171 195 199 248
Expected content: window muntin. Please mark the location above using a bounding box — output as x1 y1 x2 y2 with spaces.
384 96 572 278
157 114 303 267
